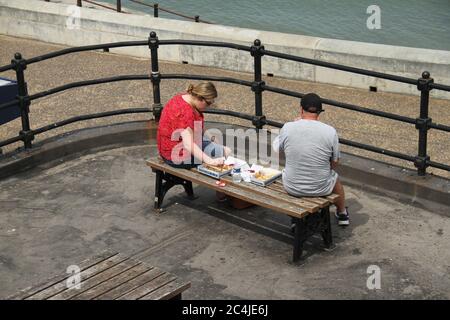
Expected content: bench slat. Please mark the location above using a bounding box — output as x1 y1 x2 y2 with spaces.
11 251 190 300
270 180 339 207
117 273 177 300
43 257 139 300
67 263 152 300
26 254 128 300
267 183 329 208
140 279 191 300
9 251 118 300
96 267 166 300
221 176 320 213
147 160 309 219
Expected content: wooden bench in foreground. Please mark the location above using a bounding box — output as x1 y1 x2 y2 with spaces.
146 157 340 263
8 251 190 300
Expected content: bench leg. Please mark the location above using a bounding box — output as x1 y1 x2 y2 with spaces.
292 217 306 263
154 170 164 210
171 293 182 300
182 180 197 200
153 170 197 210
321 206 333 249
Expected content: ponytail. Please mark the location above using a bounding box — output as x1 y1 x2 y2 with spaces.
186 82 217 100
186 84 195 94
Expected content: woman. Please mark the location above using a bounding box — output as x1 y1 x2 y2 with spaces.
157 82 230 168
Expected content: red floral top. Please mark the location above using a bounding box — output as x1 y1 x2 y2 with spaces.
157 94 204 161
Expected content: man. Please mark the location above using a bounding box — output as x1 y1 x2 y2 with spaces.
276 93 349 226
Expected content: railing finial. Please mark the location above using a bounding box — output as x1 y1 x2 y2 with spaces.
422 71 430 79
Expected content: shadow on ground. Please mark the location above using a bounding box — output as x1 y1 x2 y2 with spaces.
0 145 449 299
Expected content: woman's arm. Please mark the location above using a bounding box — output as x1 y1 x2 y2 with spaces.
181 128 224 165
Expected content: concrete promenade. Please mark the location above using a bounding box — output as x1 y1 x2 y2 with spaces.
1 35 449 178
1 140 449 299
0 35 450 300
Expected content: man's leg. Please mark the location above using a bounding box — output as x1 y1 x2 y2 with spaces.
332 178 345 213
332 178 349 226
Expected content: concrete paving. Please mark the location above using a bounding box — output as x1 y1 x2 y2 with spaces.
1 143 449 299
1 28 449 300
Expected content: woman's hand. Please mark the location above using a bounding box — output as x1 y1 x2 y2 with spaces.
223 146 232 157
205 157 225 166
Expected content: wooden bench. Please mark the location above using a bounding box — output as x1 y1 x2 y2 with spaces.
146 157 339 263
8 251 190 300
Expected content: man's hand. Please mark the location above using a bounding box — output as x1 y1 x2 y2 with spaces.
331 160 339 170
205 157 225 166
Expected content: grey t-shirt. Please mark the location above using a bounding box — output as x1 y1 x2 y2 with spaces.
278 119 340 197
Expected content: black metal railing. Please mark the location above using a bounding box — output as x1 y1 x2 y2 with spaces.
1 31 449 176
43 0 211 23
129 0 212 23
44 0 127 13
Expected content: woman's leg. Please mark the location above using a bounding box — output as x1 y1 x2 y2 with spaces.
202 139 224 158
162 157 198 169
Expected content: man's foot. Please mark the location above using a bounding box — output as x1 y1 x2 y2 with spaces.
335 209 350 226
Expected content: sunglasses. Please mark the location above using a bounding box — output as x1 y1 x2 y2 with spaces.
202 97 215 106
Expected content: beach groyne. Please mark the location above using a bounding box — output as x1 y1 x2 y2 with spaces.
1 0 449 99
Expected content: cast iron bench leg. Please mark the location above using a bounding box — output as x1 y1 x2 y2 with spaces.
153 170 197 210
321 206 333 249
293 217 307 263
154 170 164 209
182 180 197 200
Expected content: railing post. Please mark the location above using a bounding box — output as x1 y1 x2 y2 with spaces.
148 31 162 121
250 39 266 130
11 53 33 149
117 0 121 12
77 0 82 7
415 71 433 176
154 3 159 17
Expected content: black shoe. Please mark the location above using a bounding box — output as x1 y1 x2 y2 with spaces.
335 209 349 226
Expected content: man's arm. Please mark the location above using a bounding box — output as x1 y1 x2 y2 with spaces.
273 126 286 152
330 131 340 170
330 159 339 170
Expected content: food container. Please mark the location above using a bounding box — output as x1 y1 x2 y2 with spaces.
250 167 282 186
197 164 233 179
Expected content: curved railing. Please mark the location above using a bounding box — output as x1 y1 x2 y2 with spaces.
43 0 212 23
0 31 449 176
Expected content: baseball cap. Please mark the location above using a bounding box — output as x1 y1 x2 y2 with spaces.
301 93 323 114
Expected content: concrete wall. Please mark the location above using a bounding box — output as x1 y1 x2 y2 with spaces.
1 0 449 99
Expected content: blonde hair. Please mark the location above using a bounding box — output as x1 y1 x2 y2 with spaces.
186 82 217 100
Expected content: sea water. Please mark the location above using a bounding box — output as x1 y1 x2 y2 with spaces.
104 0 450 51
